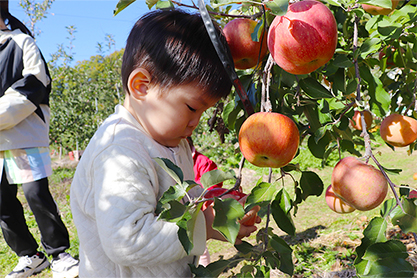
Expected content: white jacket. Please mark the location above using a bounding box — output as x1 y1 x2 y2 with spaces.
70 105 206 277
0 29 51 151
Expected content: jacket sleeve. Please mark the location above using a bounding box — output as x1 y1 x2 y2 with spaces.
92 144 206 267
0 33 50 131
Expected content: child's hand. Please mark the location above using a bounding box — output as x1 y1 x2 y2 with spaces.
235 205 261 244
239 205 261 226
203 202 260 244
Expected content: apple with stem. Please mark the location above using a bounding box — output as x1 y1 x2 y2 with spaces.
267 0 337 75
223 18 268 70
238 112 299 168
331 157 388 211
350 110 373 131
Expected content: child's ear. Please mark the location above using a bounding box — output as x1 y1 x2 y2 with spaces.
127 68 151 100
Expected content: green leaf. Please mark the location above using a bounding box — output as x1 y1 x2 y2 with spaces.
245 181 277 207
270 235 294 276
271 189 296 236
380 198 397 218
379 165 402 175
265 0 289 16
308 133 331 159
299 77 333 99
234 241 254 254
155 0 174 9
251 19 265 43
391 198 417 234
360 38 382 59
113 0 136 16
223 101 239 130
357 0 392 9
189 264 214 278
156 184 187 215
212 198 245 244
183 180 200 192
355 256 414 277
158 200 187 222
154 157 183 185
299 171 324 200
362 240 409 261
200 169 235 189
322 0 342 7
177 209 193 254
355 217 387 262
333 54 354 68
190 259 232 277
146 0 159 9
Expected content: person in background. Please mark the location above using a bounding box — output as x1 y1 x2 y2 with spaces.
70 9 259 277
0 1 79 277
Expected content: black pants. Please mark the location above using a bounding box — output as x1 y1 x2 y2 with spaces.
0 169 70 258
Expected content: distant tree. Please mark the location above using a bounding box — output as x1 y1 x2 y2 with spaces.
49 49 124 151
19 0 55 38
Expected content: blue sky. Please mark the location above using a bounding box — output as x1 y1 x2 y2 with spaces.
7 0 159 64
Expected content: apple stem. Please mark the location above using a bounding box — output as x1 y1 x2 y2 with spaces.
233 156 246 190
261 55 274 112
369 152 405 213
353 14 362 102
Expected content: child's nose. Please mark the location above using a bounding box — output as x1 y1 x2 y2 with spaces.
188 115 201 129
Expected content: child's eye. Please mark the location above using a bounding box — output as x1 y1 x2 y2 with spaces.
187 104 196 112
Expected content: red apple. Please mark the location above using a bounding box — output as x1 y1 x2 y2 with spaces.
331 157 388 211
267 0 338 75
223 18 268 70
238 112 299 168
362 0 400 15
380 113 417 147
350 110 373 131
325 185 356 214
409 190 417 199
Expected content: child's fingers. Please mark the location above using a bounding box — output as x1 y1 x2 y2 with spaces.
239 205 261 226
235 224 257 245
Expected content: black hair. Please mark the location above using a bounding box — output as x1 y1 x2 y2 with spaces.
0 0 33 37
121 9 232 100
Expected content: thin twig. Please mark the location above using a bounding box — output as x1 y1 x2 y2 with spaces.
353 14 362 102
370 153 405 213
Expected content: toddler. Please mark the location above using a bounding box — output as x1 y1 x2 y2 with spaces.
70 9 257 277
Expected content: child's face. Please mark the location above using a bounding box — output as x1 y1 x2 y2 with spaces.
132 82 219 148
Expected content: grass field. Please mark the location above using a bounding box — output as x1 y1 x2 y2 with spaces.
0 142 416 277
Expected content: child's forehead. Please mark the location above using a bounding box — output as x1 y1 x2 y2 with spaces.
164 83 219 104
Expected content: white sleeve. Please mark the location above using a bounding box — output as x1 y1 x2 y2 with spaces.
0 89 36 130
0 33 49 130
93 144 205 267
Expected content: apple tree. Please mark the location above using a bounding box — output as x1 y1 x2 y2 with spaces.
114 0 417 277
